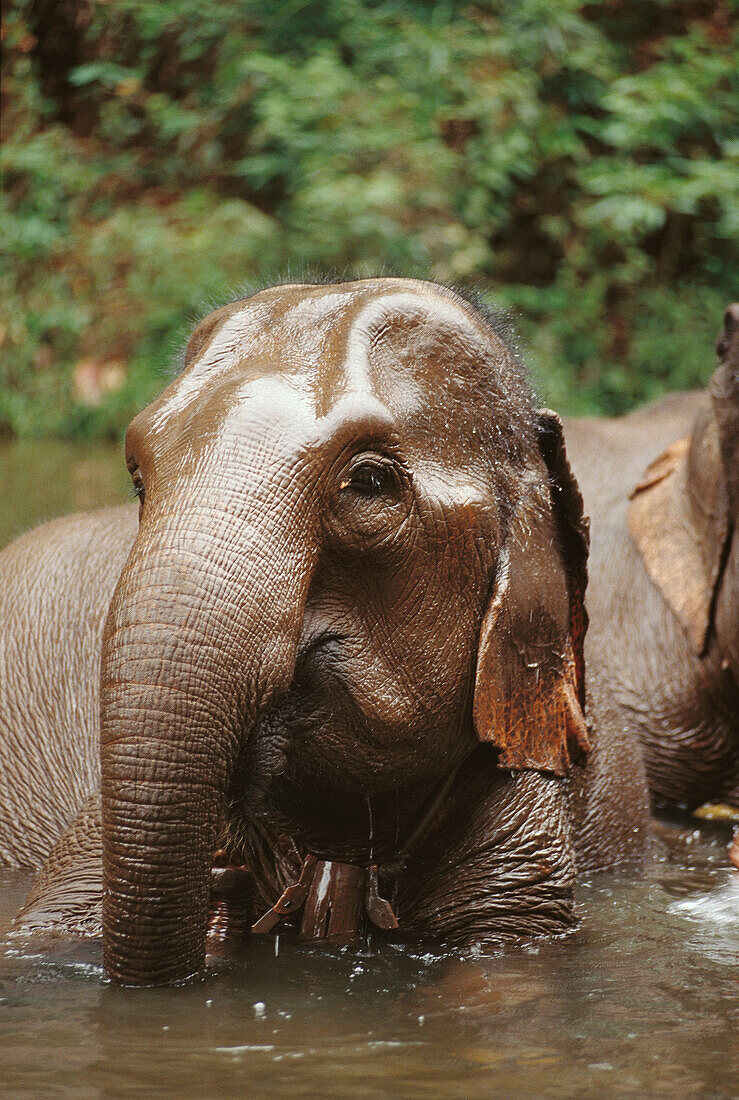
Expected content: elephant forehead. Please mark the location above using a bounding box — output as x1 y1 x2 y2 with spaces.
310 289 501 420
160 280 505 431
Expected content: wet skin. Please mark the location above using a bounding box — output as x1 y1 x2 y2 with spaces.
0 279 649 985
565 305 739 813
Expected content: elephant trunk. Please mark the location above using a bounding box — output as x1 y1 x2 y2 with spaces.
100 495 316 986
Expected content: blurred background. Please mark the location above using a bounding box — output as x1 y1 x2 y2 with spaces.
1 0 737 442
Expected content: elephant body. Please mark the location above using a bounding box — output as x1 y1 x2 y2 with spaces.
0 506 136 867
565 308 739 812
1 279 650 985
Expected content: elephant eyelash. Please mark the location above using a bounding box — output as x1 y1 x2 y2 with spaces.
339 456 403 497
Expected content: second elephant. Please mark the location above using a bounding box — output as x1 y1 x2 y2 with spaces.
565 305 738 812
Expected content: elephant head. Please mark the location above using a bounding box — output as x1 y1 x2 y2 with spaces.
629 303 739 677
100 279 589 985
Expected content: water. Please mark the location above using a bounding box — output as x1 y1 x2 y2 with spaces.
2 826 737 1097
1 441 738 1097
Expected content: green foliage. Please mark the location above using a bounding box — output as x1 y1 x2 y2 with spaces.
1 0 736 436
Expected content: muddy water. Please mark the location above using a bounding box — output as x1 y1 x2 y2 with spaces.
1 442 738 1097
2 828 738 1098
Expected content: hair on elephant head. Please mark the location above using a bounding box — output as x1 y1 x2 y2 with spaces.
100 278 589 985
628 303 739 675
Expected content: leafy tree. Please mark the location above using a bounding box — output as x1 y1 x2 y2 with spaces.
1 0 736 436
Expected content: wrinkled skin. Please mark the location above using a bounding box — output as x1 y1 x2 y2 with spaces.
565 305 739 812
0 507 136 868
1 279 649 986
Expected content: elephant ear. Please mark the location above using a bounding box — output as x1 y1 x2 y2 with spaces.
183 300 244 367
711 303 739 515
473 409 590 777
628 304 738 655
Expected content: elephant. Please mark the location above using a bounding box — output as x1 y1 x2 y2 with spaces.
564 304 738 813
0 278 650 986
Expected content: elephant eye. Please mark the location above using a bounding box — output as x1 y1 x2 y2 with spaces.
130 472 145 507
329 452 409 550
340 458 399 498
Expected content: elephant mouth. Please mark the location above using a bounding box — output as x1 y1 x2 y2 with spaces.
206 748 469 952
223 632 347 821
207 848 400 948
220 678 470 878
202 630 474 954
